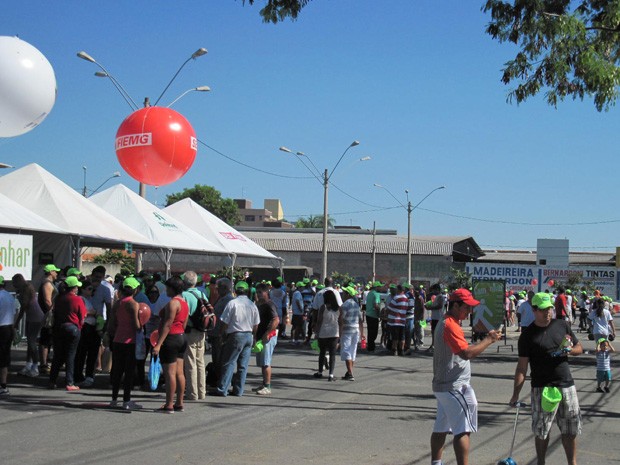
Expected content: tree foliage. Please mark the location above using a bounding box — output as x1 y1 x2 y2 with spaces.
166 184 240 226
92 250 135 276
294 214 335 229
242 0 312 23
242 0 620 111
484 0 620 111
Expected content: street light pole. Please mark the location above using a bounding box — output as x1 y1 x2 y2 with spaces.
322 168 329 280
82 166 87 197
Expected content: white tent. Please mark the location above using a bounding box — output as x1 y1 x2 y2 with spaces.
0 191 66 234
0 164 156 248
90 185 229 276
163 198 279 260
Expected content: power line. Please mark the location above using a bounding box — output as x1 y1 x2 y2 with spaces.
198 139 314 180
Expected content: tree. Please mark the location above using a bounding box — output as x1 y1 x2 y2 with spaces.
92 250 135 276
166 184 240 226
484 1 620 111
242 0 312 23
243 1 620 111
294 214 335 229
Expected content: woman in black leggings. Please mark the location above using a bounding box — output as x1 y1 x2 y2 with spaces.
313 290 341 382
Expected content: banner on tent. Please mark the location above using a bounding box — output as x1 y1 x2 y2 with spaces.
0 233 33 280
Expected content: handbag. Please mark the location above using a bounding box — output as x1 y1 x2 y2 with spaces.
43 310 54 329
148 355 162 391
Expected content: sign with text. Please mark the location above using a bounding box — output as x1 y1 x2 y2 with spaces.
0 234 33 280
472 279 505 333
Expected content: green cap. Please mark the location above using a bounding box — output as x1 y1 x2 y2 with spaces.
123 277 141 289
266 280 272 286
0 276 4 285
316 284 325 290
235 280 249 291
565 289 571 294
303 278 310 284
296 281 304 288
311 279 318 286
344 286 357 297
532 292 553 310
403 283 412 289
67 267 81 277
372 281 383 287
389 283 396 289
276 276 283 283
44 264 61 272
65 276 82 288
598 337 608 344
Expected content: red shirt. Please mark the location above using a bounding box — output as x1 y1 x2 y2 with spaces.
54 292 87 330
555 294 567 319
443 315 468 354
159 296 189 335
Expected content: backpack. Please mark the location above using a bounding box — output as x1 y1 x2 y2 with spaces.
188 289 216 332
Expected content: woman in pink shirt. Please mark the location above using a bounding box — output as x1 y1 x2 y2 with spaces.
107 277 141 409
153 276 189 413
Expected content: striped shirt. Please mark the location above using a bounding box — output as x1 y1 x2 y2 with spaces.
387 294 410 327
597 350 611 371
341 299 361 334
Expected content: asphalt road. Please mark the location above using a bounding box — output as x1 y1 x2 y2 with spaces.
1 324 618 465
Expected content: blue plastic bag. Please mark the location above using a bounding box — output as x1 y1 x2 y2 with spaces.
148 355 162 391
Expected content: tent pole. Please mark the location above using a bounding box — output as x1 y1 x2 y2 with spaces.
230 253 237 283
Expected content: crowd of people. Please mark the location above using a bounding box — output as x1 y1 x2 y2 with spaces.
0 266 616 464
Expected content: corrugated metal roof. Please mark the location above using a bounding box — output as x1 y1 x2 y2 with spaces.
242 230 477 256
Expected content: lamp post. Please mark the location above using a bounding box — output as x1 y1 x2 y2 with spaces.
375 184 445 284
77 48 209 198
82 170 121 197
280 141 362 280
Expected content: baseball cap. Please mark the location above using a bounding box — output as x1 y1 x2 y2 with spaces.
598 337 608 345
344 286 357 297
449 288 480 306
532 292 554 310
403 283 412 289
372 281 383 287
389 283 396 289
311 279 318 286
65 276 82 288
303 278 310 284
235 280 249 291
296 281 304 288
566 289 572 294
0 276 4 285
67 267 81 277
44 264 61 272
123 277 141 289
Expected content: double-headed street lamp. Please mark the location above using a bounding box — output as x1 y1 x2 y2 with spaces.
280 141 362 280
77 48 209 198
374 184 445 284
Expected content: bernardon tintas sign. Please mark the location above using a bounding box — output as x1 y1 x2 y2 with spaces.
0 233 33 280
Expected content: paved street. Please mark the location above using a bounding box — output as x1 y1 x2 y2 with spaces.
1 325 618 465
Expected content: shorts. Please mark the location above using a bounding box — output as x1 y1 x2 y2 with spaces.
340 332 359 361
159 333 187 364
433 384 478 436
389 325 405 342
597 370 611 383
256 335 277 367
291 314 304 330
531 385 582 439
0 325 12 368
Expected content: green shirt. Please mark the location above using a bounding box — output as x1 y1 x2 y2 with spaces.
365 290 381 318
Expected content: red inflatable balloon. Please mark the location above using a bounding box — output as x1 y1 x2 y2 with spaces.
150 329 159 347
115 106 197 186
138 302 151 326
548 280 555 287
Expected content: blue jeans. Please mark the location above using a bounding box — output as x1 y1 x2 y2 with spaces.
217 332 253 396
404 317 414 351
50 323 81 386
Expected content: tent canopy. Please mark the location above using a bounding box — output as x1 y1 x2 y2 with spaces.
90 184 228 254
0 164 155 247
0 191 66 234
163 198 278 260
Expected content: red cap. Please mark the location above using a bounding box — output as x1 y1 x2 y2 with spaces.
449 288 480 306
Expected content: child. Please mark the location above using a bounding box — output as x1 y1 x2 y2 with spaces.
596 338 615 393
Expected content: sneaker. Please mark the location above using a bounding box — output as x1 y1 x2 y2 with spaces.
604 387 611 393
313 372 323 378
256 386 271 395
81 377 94 388
40 365 51 375
251 385 265 392
596 387 604 393
26 367 39 378
109 400 119 408
0 387 9 396
123 400 143 410
328 375 335 382
65 385 80 392
19 365 32 376
342 372 355 381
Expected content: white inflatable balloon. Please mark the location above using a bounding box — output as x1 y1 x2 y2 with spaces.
0 36 57 137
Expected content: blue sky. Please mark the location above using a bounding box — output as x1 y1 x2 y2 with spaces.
2 1 619 252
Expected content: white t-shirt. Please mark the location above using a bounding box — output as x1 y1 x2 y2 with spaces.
221 295 260 334
589 309 613 336
518 301 534 327
0 289 17 326
311 287 343 311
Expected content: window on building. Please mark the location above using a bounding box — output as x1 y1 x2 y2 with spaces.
245 215 255 221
